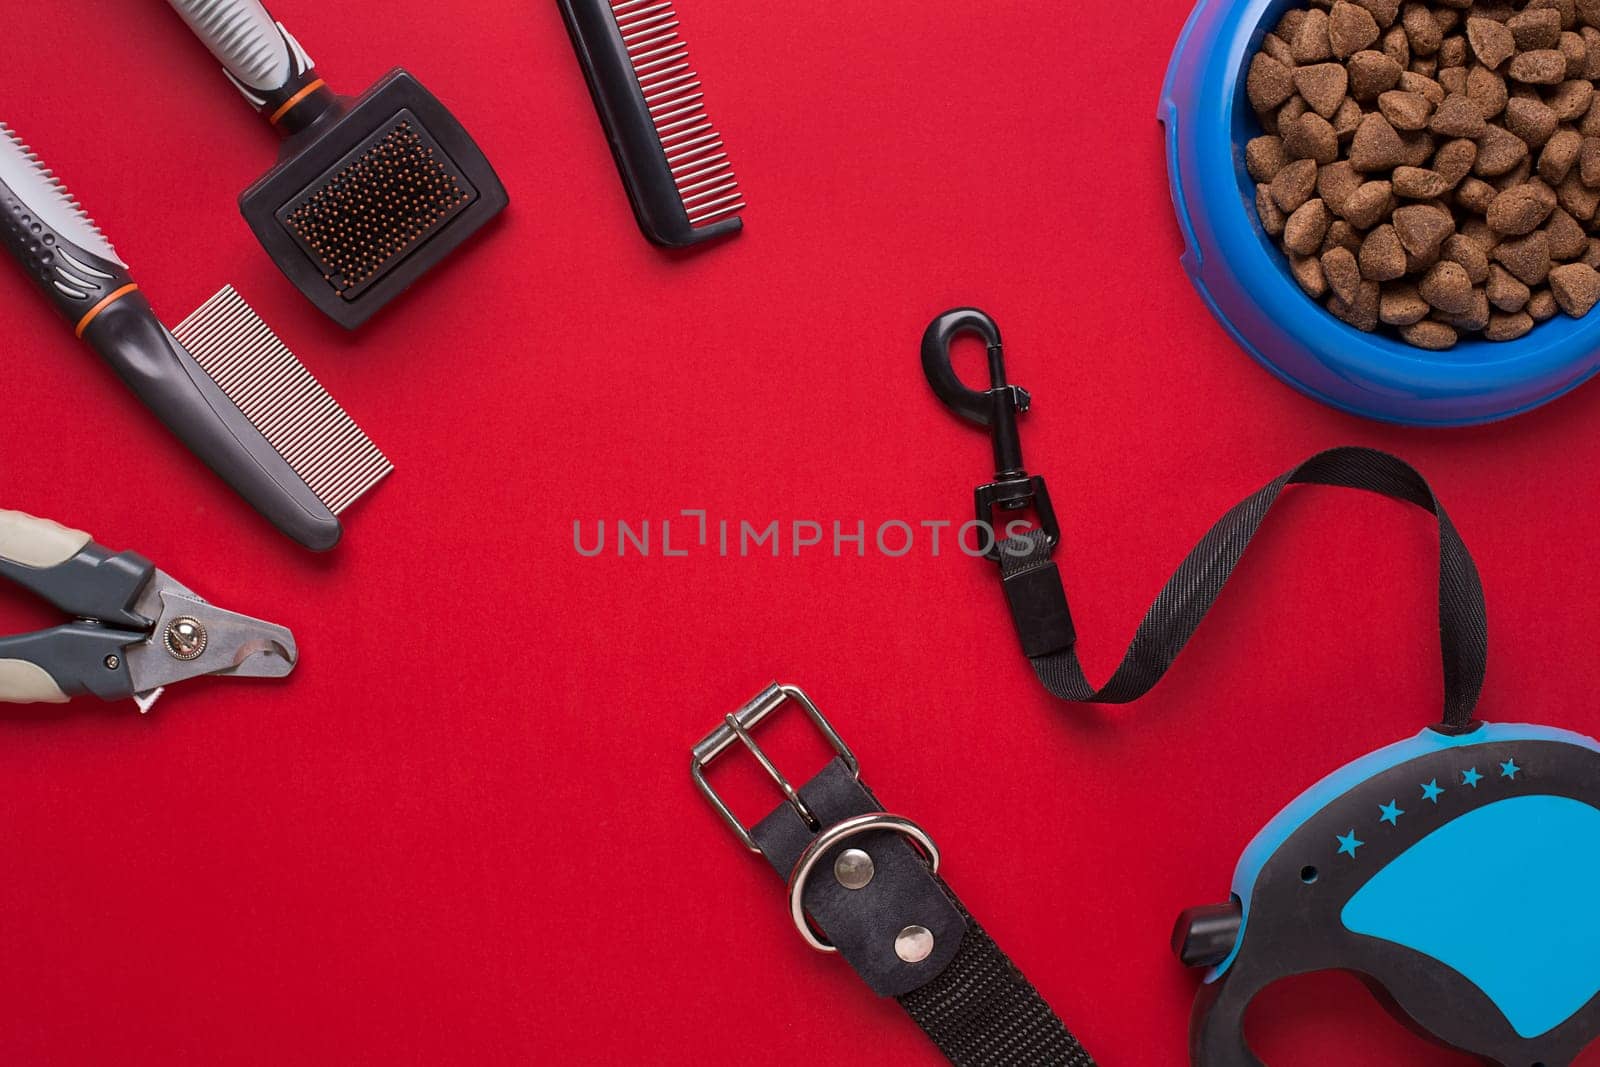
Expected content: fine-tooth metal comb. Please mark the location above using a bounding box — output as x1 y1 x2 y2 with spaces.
0 120 389 552
164 0 508 330
174 286 392 516
558 0 745 247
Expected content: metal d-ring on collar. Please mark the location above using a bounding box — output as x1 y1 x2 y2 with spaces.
786 812 941 953
921 308 1059 561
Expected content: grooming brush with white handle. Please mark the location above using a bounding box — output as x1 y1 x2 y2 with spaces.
0 120 391 551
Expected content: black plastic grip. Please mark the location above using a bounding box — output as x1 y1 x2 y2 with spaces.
81 296 342 551
0 180 133 329
556 0 741 248
0 542 154 631
0 625 140 701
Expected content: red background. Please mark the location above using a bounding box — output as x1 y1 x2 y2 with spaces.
4 1 1600 1064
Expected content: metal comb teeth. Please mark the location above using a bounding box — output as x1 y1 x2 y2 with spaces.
610 0 744 226
172 285 392 514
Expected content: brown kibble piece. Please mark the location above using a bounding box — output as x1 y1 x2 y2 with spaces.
1510 7 1563 50
1466 16 1516 67
1487 263 1533 310
1393 202 1456 255
1291 254 1330 298
1404 3 1443 54
1393 165 1452 197
1271 158 1321 212
1285 198 1333 254
1439 35 1468 70
1248 54 1297 112
1529 288 1561 319
1549 261 1600 313
1561 30 1589 77
1466 65 1509 119
1435 288 1491 331
1494 230 1554 284
1359 0 1402 28
1328 280 1383 329
1505 98 1559 147
1583 136 1600 185
1324 220 1364 255
1546 207 1589 259
1400 70 1446 102
1349 50 1405 98
1333 98 1366 140
1432 138 1478 185
1550 79 1596 121
1322 246 1364 303
1331 1 1383 56
1457 176 1499 212
1257 186 1288 237
1488 183 1557 233
1345 180 1396 228
1485 311 1535 339
1475 124 1531 175
1380 282 1432 323
1429 92 1487 135
1509 49 1568 83
1293 64 1350 118
1419 260 1476 311
1399 320 1459 347
1443 233 1491 282
1361 223 1410 279
1384 23 1413 67
1559 170 1600 217
1247 136 1290 183
1285 112 1342 163
1587 237 1600 267
1441 65 1469 94
1540 128 1584 182
1351 112 1410 170
1295 8 1335 61
1318 161 1364 212
1381 89 1436 129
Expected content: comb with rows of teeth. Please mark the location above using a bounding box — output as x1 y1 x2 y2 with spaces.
558 0 745 248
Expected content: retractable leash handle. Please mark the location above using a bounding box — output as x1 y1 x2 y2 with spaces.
922 310 1600 1066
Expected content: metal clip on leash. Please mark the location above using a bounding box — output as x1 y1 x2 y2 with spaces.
693 683 1095 1066
922 309 1075 661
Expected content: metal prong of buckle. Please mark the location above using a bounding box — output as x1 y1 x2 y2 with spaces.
691 683 860 852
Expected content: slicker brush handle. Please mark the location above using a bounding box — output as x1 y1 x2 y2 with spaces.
164 0 336 132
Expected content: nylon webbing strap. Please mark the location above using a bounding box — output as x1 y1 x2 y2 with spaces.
995 447 1488 732
900 907 1094 1066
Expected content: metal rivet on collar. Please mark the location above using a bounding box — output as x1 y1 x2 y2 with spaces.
895 925 935 963
834 848 875 890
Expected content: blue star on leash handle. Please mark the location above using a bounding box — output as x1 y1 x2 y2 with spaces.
1174 722 1600 1066
0 509 296 711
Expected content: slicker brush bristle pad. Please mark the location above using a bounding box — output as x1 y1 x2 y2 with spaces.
282 113 476 301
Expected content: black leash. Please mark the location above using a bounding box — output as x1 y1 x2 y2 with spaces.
923 309 1488 735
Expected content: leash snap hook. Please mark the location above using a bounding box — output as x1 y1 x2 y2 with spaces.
921 308 1059 560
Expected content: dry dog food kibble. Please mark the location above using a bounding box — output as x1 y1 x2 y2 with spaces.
1247 0 1600 349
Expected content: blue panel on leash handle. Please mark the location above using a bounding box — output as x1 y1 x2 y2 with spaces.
1176 723 1600 1065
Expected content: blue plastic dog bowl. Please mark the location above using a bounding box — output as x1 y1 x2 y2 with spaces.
1161 0 1600 426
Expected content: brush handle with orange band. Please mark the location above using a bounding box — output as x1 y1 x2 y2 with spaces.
0 121 342 551
164 0 341 135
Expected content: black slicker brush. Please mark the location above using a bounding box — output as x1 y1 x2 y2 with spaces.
165 0 508 329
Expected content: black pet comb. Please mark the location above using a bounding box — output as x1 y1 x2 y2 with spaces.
558 0 744 247
164 0 508 329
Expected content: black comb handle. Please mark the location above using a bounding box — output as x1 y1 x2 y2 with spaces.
558 0 743 248
0 122 341 552
165 0 340 135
